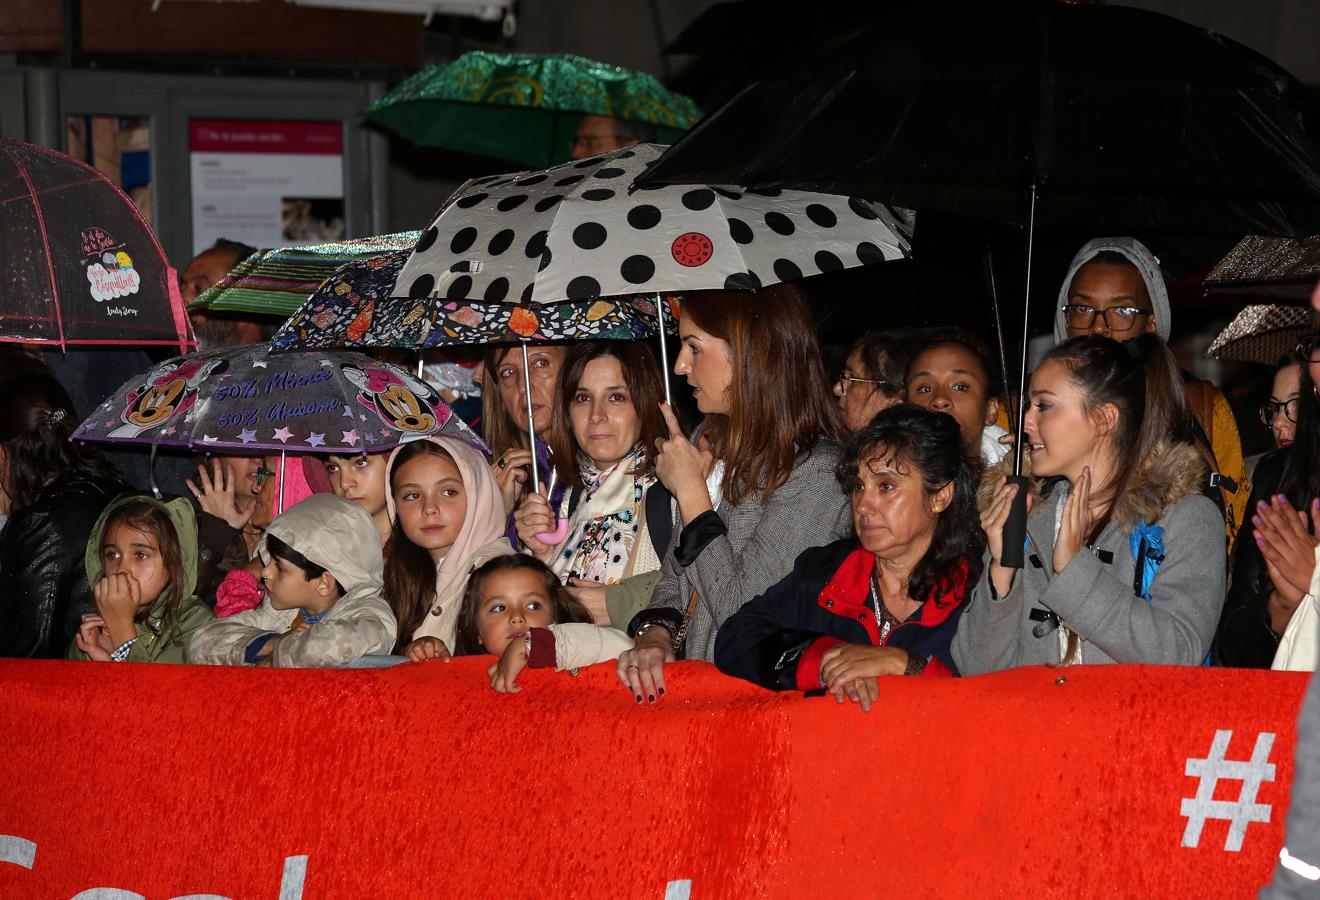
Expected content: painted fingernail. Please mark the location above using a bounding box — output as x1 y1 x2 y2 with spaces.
1253 515 1263 526
1256 534 1265 544
635 695 643 703
658 687 666 697
647 694 655 703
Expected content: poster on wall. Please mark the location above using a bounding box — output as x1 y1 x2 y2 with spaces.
189 119 345 255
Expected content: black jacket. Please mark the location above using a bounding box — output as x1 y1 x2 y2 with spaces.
714 538 969 691
1215 447 1287 668
0 470 124 658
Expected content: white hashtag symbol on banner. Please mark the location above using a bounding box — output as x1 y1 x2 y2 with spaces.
1180 729 1275 852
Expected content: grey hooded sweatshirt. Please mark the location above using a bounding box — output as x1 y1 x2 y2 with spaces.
1053 236 1171 344
189 493 396 667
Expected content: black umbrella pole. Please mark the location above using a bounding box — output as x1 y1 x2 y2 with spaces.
1000 184 1037 569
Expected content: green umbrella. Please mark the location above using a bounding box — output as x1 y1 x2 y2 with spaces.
190 232 421 318
364 50 701 167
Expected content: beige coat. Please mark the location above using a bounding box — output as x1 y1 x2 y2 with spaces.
190 494 396 667
411 535 513 649
543 623 632 670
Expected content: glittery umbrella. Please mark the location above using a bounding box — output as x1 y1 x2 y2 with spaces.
72 344 484 456
364 51 701 167
191 232 421 318
1206 304 1311 365
1204 235 1320 304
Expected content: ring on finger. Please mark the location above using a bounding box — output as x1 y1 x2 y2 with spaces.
627 663 640 670
497 457 508 468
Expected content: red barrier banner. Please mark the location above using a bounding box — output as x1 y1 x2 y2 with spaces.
0 659 1308 898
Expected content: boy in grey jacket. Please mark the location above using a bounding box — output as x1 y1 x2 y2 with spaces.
190 494 396 667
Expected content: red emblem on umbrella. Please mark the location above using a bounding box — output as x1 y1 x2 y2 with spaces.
672 232 713 267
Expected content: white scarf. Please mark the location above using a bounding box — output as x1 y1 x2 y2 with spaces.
549 446 655 586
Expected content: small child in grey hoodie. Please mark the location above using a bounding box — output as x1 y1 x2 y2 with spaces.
190 494 397 667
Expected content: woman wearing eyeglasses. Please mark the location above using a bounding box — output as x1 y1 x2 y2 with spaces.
1215 342 1320 668
832 328 921 433
1054 237 1246 553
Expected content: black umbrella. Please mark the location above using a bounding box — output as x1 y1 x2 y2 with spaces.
639 0 1320 565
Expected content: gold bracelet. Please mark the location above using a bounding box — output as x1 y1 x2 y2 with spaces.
633 621 672 645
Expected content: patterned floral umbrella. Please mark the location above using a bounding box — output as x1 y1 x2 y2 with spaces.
270 249 678 351
73 344 484 455
1206 304 1311 365
389 143 911 306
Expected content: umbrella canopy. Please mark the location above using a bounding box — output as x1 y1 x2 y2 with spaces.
0 139 193 351
270 249 679 350
73 345 483 455
191 232 421 318
365 51 702 168
638 2 1320 237
1204 235 1320 303
390 143 911 306
1207 304 1311 365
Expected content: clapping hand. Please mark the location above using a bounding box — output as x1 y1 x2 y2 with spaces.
1053 466 1093 573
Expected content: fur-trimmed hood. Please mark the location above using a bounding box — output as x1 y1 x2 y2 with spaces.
979 441 1207 529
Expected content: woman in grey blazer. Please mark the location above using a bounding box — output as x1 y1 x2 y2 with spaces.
616 284 852 703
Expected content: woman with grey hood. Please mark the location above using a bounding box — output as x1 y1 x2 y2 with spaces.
1054 237 1245 549
953 334 1226 672
189 493 396 667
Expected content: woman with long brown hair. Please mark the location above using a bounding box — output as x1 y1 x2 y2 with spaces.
616 283 853 702
956 334 1225 672
513 341 667 623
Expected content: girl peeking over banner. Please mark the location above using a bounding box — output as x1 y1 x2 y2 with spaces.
188 494 396 667
714 406 979 709
451 553 628 693
954 335 1226 672
68 494 215 664
387 436 513 660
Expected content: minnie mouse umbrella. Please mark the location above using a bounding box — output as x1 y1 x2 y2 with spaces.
72 344 484 456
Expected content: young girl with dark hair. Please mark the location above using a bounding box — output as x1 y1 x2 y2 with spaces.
68 495 214 664
715 405 982 708
385 436 512 658
451 553 628 693
618 283 854 702
0 373 124 658
955 334 1225 672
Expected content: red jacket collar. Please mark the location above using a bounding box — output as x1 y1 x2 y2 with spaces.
817 547 967 642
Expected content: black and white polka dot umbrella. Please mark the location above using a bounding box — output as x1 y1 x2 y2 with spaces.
392 143 912 305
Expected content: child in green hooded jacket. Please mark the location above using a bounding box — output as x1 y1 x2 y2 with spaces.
67 494 214 664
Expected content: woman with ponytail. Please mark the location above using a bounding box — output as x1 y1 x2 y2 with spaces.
953 334 1225 672
0 373 124 657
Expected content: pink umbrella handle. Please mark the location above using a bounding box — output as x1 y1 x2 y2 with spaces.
536 518 571 545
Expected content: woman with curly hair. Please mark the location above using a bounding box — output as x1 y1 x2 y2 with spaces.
714 405 983 709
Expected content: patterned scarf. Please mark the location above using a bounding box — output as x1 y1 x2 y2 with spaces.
549 444 656 586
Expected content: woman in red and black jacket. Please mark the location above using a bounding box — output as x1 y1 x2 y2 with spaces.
715 405 983 709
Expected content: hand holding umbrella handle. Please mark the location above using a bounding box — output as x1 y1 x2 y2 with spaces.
534 469 570 545
999 475 1029 569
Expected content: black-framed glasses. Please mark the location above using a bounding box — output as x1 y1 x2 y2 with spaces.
1296 337 1320 362
1061 303 1152 332
1260 398 1300 426
836 373 899 396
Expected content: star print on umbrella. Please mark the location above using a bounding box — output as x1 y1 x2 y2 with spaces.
72 346 486 456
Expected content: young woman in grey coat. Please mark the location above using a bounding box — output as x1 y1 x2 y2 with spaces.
954 334 1226 672
616 284 852 702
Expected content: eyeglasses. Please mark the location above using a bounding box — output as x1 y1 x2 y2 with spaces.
1296 337 1320 362
1061 303 1153 332
1260 398 1300 426
836 374 899 396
